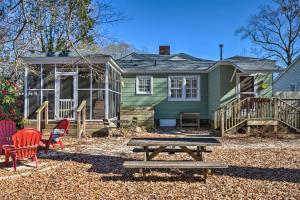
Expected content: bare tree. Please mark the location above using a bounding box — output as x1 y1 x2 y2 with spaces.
236 0 300 66
0 0 126 79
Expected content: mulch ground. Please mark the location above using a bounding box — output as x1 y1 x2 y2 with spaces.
0 131 299 200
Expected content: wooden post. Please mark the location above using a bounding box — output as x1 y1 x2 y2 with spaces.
77 111 81 138
214 111 217 129
273 98 278 133
83 105 86 137
247 98 250 134
45 102 49 126
180 113 183 128
220 110 224 137
274 98 278 119
36 113 40 131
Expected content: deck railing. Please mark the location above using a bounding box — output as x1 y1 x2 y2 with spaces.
77 100 87 138
214 97 300 135
59 99 74 119
35 101 49 131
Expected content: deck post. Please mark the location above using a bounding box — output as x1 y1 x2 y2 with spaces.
45 102 49 126
220 110 224 136
273 98 278 133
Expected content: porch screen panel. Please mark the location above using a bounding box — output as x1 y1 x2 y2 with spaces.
78 90 91 120
91 64 105 119
42 65 55 119
92 90 105 119
77 65 91 119
28 90 41 119
42 65 55 89
78 66 90 89
42 90 55 119
27 65 41 119
107 65 121 119
28 65 41 89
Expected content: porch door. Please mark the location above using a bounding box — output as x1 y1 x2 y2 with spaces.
239 75 255 100
56 75 76 120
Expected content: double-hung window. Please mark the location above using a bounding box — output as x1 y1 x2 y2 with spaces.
136 76 153 95
168 76 200 101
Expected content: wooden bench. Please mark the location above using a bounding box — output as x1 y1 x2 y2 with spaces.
180 112 200 128
123 161 227 169
132 147 212 154
123 160 228 181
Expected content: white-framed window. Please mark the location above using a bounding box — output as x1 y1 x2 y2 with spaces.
168 75 200 101
136 75 153 95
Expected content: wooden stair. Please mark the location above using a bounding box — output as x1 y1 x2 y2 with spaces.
214 97 300 135
25 121 105 138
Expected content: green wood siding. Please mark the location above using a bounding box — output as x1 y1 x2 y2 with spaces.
208 65 273 120
220 65 236 107
208 67 221 119
256 73 273 97
121 74 209 120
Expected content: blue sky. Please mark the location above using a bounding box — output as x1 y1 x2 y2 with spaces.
107 0 273 60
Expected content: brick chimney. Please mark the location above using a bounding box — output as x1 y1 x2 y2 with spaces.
159 45 170 55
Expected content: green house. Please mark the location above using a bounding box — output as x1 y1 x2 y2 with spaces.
117 46 281 127
22 46 282 130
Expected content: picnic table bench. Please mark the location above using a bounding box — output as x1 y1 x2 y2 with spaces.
124 137 227 181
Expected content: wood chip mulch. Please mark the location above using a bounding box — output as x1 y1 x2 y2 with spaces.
0 132 299 200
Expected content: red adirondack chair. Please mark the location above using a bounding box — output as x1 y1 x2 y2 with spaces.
41 119 70 154
3 128 41 171
0 120 16 153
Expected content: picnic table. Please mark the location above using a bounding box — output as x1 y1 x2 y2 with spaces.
123 137 228 181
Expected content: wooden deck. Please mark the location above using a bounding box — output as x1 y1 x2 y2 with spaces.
214 97 300 135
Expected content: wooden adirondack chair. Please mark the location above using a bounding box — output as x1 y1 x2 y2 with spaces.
0 120 16 153
3 128 41 171
42 119 70 154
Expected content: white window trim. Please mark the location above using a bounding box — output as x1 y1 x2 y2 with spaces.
136 75 153 95
168 75 201 101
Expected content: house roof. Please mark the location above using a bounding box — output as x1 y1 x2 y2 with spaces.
223 56 282 72
117 53 217 73
117 53 282 73
21 50 123 73
24 50 111 58
273 54 300 83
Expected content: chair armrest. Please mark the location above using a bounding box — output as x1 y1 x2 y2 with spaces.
2 145 15 151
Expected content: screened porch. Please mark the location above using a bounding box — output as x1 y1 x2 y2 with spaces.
22 54 122 121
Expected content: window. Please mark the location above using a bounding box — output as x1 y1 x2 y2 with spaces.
290 83 297 91
168 76 200 101
136 76 153 95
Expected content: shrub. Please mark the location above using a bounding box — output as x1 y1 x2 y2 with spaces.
0 79 24 128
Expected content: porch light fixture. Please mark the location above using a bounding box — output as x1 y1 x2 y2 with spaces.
260 82 268 89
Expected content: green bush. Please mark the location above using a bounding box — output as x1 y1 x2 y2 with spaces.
0 79 24 128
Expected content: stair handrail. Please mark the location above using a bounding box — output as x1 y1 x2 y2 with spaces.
35 101 49 131
214 98 248 129
273 97 300 131
215 97 300 136
77 100 87 138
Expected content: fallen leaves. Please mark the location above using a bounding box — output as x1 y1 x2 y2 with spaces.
0 134 299 199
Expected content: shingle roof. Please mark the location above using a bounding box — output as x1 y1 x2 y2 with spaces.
25 50 110 58
224 55 282 72
117 53 216 73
